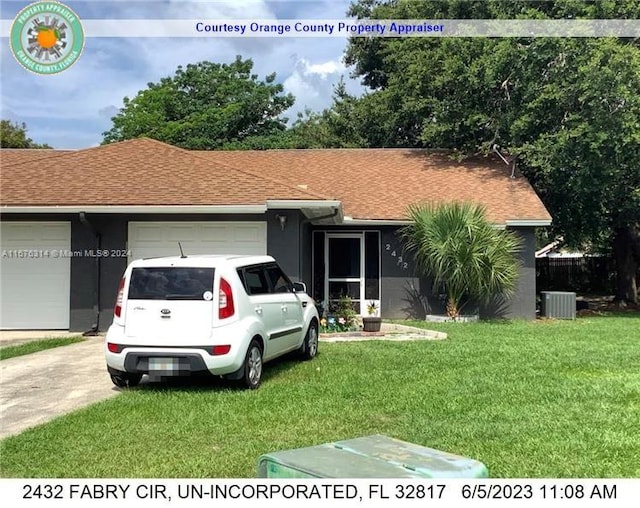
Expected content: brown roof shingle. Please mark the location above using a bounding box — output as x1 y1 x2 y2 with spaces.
0 138 325 207
0 148 72 167
199 148 551 224
1 138 551 224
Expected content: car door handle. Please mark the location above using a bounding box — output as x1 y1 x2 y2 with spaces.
255 306 263 315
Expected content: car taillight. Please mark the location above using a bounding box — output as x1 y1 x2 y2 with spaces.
114 277 125 318
107 342 120 353
212 345 231 355
218 278 235 319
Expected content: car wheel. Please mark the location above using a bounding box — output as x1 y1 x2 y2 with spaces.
241 339 263 389
299 321 318 361
110 372 142 388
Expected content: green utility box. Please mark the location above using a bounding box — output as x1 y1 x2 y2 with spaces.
257 435 489 478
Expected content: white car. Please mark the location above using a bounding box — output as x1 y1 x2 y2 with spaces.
105 255 319 389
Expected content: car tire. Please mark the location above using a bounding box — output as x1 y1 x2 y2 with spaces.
299 321 318 361
110 372 142 388
241 339 263 390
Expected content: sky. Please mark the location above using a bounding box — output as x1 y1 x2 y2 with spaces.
0 0 364 149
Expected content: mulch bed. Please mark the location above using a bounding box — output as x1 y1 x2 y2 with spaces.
577 295 640 316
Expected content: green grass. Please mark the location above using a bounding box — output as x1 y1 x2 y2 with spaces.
0 337 84 360
1 317 639 478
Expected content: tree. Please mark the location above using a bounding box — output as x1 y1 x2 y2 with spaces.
346 0 640 303
1 120 51 148
223 78 367 149
102 56 295 150
402 202 522 319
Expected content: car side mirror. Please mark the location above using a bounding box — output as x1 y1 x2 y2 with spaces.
292 282 307 294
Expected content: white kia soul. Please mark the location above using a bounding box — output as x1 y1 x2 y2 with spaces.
105 255 319 389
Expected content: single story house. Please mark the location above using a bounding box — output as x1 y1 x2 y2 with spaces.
0 138 551 331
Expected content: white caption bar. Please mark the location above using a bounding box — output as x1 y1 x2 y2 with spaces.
1 19 640 37
0 479 636 507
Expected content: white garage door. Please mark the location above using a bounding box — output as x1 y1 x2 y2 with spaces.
0 222 71 329
128 222 267 260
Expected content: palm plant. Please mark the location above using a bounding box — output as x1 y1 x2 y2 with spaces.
402 202 522 319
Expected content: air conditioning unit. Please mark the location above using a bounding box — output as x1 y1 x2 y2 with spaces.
540 291 576 319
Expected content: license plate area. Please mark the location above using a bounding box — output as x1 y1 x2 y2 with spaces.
148 357 179 375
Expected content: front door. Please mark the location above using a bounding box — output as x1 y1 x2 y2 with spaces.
326 234 364 315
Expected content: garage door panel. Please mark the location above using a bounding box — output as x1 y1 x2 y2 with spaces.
0 222 70 329
2 223 68 243
128 222 267 260
165 226 199 242
199 226 232 249
200 225 232 239
41 224 71 242
131 224 165 242
233 224 263 241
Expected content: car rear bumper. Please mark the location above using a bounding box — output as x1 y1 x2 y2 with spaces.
106 346 244 376
124 352 208 374
105 324 249 376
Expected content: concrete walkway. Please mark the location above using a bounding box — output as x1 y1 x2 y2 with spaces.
320 322 447 342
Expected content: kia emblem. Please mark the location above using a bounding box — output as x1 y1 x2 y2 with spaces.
160 309 171 315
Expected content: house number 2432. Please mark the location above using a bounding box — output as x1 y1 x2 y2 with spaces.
385 244 409 270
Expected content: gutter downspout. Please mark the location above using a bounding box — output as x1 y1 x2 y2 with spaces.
79 212 101 336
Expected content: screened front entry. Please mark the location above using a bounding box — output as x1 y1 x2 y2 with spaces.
313 231 380 316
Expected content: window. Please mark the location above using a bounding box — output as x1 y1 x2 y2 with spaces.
241 266 270 296
239 263 293 296
264 264 292 293
128 267 214 300
313 231 325 304
365 231 380 299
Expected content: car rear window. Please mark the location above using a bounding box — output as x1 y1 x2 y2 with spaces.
128 267 215 300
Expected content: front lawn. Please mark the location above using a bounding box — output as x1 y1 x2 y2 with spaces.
0 337 84 360
1 317 638 478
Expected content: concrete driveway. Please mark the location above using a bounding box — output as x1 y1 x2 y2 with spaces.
0 324 445 440
0 336 120 440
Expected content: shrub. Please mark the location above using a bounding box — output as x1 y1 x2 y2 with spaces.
320 294 359 332
402 202 522 318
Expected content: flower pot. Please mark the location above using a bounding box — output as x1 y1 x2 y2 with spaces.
362 316 382 332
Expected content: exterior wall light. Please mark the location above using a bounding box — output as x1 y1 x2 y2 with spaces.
276 214 287 231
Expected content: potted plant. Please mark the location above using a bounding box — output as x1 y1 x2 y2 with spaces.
362 300 382 332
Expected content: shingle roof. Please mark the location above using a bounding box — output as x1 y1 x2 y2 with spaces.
199 148 551 224
0 148 72 167
0 138 325 206
1 138 551 224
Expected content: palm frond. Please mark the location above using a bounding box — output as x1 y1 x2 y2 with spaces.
401 201 523 318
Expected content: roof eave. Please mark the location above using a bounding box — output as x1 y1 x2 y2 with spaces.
0 205 267 214
266 200 344 224
343 217 412 226
505 219 552 227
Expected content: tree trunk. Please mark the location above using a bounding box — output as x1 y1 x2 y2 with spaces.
612 226 639 304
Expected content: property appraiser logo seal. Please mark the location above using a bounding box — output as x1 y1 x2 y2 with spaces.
10 1 84 74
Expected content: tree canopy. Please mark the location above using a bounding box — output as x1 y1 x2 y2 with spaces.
345 0 640 302
223 78 366 150
102 56 295 150
1 120 51 149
